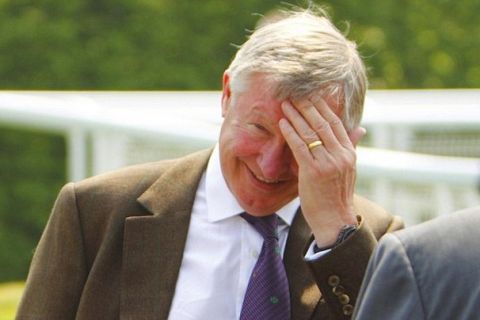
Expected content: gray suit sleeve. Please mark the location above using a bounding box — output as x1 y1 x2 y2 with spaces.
353 233 425 320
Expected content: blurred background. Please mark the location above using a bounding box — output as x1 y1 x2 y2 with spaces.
0 0 479 317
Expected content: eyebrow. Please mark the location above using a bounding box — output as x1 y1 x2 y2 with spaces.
249 107 276 126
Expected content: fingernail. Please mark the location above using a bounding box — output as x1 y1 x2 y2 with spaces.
281 101 292 111
278 118 287 128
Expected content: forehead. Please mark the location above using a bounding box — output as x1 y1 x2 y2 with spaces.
239 73 277 96
233 72 343 118
235 74 282 110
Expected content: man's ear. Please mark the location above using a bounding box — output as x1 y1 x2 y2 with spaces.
349 126 367 147
221 72 231 117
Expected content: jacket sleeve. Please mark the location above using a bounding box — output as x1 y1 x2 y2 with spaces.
16 183 87 319
352 233 425 320
306 215 404 319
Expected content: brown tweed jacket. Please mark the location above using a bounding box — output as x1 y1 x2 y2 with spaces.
17 149 403 320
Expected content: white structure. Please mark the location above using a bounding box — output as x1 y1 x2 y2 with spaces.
1 90 479 225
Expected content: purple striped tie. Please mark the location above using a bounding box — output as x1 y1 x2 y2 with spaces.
240 213 291 320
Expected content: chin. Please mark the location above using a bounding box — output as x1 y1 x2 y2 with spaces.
243 208 276 217
239 198 283 216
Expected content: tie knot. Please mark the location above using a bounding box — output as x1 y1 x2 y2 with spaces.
241 213 278 240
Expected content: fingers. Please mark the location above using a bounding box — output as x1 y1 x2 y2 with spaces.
293 95 353 149
280 101 334 169
278 118 314 164
279 94 364 166
281 101 322 145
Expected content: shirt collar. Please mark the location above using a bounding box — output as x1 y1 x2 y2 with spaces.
205 144 299 226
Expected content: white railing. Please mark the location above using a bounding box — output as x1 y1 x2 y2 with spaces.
1 90 479 225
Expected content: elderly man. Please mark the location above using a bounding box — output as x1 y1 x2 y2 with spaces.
17 7 403 320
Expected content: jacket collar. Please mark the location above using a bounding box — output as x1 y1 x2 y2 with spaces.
120 149 211 319
137 149 212 217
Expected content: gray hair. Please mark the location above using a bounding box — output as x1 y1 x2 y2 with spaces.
226 7 367 130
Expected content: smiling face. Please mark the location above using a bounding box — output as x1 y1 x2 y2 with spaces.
219 73 298 216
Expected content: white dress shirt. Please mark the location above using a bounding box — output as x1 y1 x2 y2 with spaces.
168 145 320 320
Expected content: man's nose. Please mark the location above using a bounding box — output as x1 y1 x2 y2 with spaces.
257 141 292 180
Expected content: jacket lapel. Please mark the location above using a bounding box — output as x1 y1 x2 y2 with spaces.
285 207 321 320
120 149 212 319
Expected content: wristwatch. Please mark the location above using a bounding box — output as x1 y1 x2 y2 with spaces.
313 224 358 253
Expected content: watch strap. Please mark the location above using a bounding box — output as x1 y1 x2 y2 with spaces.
313 224 358 253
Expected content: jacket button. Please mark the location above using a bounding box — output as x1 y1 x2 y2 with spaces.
328 275 340 287
339 294 350 305
343 304 354 315
332 285 345 296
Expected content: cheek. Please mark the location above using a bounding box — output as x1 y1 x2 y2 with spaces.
230 131 264 158
290 160 299 177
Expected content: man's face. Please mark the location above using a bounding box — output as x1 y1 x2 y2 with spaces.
219 73 298 216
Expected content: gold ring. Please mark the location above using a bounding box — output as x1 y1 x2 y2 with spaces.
307 140 323 150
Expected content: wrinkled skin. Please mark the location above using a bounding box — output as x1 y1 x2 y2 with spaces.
220 72 365 246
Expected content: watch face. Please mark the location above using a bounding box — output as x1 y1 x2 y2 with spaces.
338 225 357 243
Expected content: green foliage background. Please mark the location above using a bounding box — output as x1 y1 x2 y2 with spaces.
1 0 479 281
